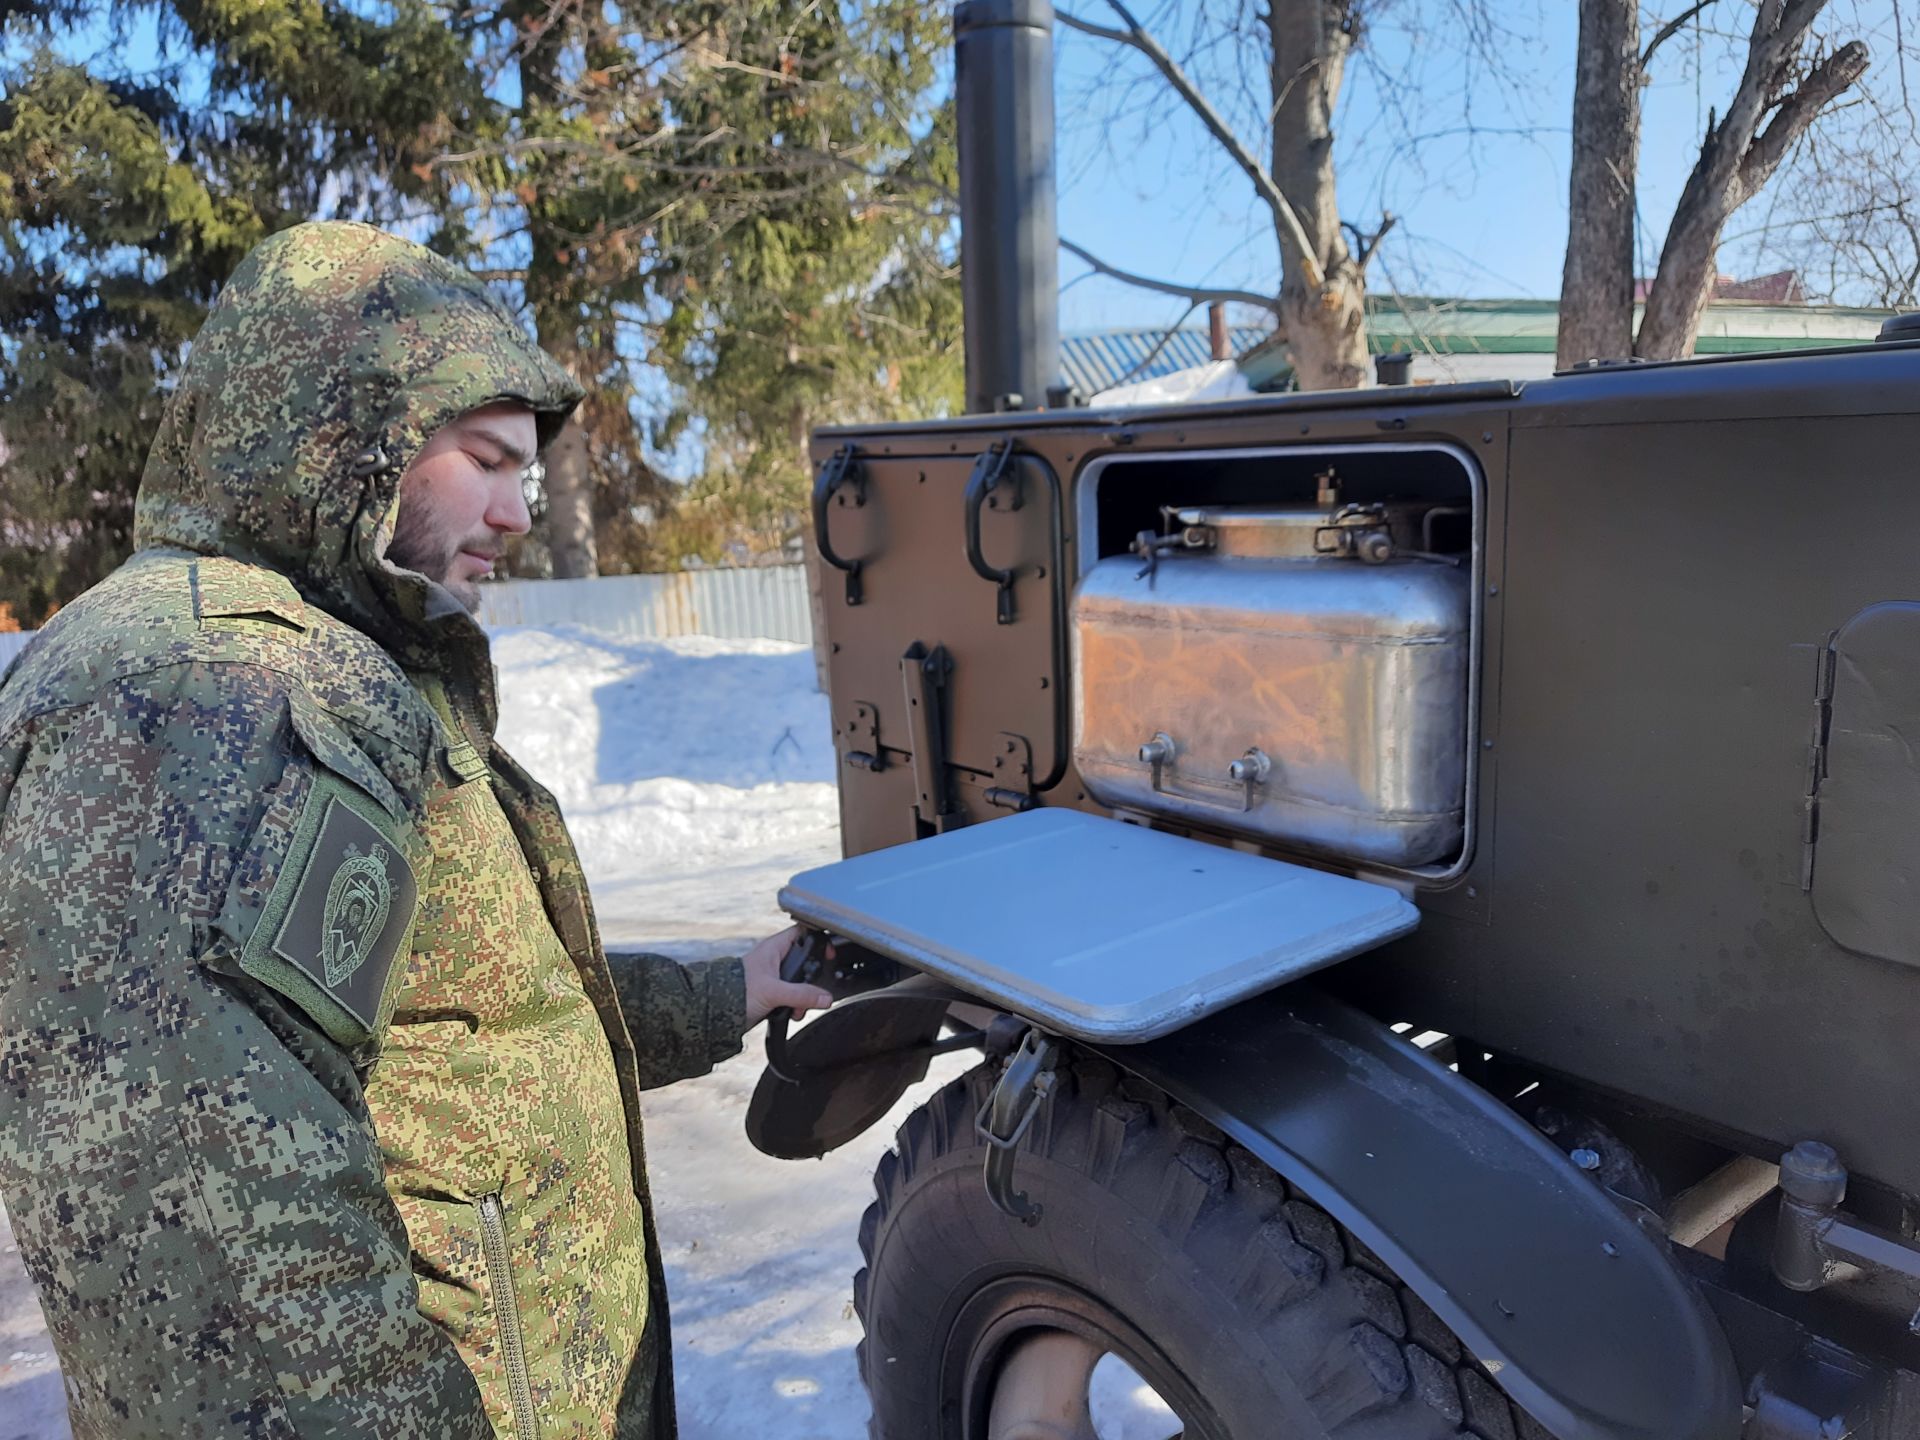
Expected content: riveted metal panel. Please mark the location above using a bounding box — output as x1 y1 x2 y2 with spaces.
818 448 1066 806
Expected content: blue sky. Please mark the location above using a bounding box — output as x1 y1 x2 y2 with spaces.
1051 1 1909 332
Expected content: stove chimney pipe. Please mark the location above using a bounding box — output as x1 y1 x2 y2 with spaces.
955 0 1060 413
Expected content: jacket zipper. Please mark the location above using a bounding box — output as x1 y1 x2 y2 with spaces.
477 1193 541 1440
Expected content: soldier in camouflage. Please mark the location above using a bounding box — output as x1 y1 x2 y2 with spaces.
0 221 833 1439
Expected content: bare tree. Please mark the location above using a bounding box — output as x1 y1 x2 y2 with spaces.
1057 0 1384 390
1558 0 1641 367
1559 0 1870 367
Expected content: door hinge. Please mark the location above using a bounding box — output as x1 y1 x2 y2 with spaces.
1801 635 1839 891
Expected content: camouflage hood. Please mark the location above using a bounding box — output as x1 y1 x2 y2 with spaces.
133 221 582 675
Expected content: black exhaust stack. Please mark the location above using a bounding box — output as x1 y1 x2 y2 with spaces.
955 0 1060 413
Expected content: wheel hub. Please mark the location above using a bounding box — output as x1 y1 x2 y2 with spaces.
986 1330 1103 1440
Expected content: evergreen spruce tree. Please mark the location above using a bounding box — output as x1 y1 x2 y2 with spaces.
1 0 957 620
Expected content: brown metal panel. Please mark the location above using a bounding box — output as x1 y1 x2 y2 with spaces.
817 448 1065 836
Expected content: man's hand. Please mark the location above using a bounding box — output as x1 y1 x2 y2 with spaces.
742 924 836 1028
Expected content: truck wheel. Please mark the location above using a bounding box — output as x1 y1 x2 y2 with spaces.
855 1054 1537 1440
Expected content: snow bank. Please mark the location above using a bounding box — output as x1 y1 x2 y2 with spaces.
491 627 842 952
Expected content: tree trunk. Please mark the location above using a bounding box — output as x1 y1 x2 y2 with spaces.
519 0 599 577
1636 5 1867 359
792 403 830 691
539 412 598 577
1267 2 1368 391
1557 0 1639 369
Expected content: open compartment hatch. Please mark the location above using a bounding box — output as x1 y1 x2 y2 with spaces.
779 809 1420 1043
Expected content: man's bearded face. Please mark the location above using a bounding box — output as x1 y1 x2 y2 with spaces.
386 402 540 612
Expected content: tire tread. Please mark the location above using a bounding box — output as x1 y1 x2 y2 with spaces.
857 1053 1532 1440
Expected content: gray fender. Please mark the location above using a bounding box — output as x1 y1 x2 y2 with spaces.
1090 986 1742 1440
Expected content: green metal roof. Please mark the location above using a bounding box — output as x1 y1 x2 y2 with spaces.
1361 296 1895 356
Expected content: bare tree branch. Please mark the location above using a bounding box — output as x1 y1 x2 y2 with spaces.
1737 40 1871 201
1637 0 1870 357
1057 1 1325 288
1642 1 1719 69
1060 237 1284 315
1055 10 1132 46
1342 212 1398 271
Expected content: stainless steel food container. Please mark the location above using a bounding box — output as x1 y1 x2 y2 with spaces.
1072 507 1471 866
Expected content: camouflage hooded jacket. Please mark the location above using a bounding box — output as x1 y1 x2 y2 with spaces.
0 223 747 1438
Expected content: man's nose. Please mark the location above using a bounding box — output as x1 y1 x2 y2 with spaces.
486 472 534 536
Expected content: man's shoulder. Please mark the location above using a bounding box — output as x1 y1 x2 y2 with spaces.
0 553 427 751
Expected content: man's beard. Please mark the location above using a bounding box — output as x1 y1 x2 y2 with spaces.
386 507 497 613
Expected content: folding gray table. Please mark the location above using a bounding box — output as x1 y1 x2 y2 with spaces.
779 807 1419 1043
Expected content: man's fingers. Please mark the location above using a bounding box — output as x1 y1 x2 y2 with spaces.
773 979 835 1015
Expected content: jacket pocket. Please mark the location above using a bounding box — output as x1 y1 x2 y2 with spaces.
477 1192 542 1440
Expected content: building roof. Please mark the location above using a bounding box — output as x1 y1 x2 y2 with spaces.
1066 296 1898 398
1360 295 1891 359
1059 324 1273 398
1633 270 1808 304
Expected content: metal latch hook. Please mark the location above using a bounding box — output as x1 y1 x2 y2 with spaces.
976 1028 1059 1225
964 441 1026 624
812 445 867 605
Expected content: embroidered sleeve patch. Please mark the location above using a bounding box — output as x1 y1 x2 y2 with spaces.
239 772 418 1047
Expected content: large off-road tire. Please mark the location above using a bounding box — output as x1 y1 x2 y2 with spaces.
855 1053 1540 1440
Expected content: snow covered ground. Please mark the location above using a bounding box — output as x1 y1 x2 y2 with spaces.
0 627 1174 1439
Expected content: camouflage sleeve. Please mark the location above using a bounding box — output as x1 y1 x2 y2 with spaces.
0 662 492 1439
605 951 749 1090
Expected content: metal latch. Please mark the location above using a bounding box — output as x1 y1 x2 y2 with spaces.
902 641 959 835
976 1028 1059 1225
985 731 1035 812
844 701 885 773
1315 503 1397 564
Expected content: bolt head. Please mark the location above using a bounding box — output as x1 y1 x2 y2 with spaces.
1571 1147 1602 1171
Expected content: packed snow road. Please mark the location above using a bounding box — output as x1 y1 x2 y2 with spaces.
0 628 1173 1439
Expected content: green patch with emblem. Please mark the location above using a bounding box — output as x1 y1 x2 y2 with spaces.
240 772 417 1047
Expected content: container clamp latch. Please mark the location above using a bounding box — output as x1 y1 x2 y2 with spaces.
976 1027 1059 1225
